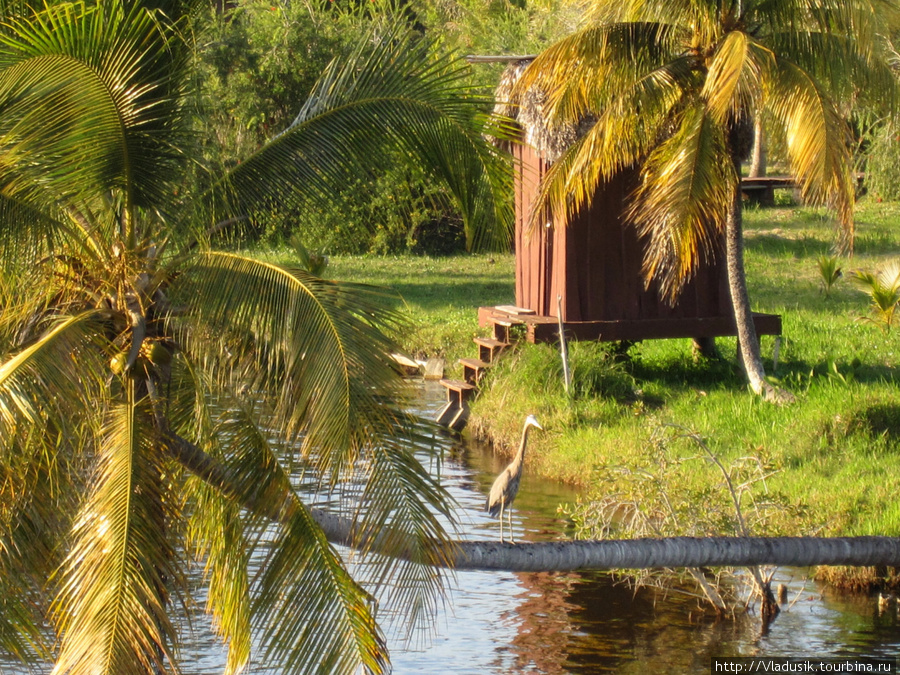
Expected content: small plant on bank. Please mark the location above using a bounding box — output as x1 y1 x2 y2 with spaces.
816 255 842 297
850 261 900 333
290 235 330 277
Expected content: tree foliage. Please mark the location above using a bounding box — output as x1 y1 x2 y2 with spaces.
0 1 510 672
512 0 898 398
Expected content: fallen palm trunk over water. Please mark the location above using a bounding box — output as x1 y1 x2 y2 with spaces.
167 436 900 573
311 507 900 572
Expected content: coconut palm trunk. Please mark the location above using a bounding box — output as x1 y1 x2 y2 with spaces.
725 166 792 403
749 119 767 179
724 175 768 396
170 435 900 573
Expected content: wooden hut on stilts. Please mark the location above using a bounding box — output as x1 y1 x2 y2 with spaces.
437 58 781 430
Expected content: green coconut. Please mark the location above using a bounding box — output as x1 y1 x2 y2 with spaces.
110 351 129 375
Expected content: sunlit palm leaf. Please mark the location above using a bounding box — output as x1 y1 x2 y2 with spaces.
352 425 457 634
526 56 690 232
702 30 763 125
0 425 70 663
208 407 387 675
0 1 187 226
170 252 407 475
186 480 251 675
52 381 181 675
766 57 855 240
0 312 103 434
586 0 722 44
630 104 734 299
0 310 106 662
517 21 684 124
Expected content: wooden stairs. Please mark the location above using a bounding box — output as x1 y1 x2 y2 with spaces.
435 305 534 431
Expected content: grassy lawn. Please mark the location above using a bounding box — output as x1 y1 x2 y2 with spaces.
259 198 900 556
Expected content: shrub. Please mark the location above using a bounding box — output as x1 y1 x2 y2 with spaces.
863 122 900 202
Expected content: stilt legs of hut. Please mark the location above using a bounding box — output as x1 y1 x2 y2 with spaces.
692 337 720 361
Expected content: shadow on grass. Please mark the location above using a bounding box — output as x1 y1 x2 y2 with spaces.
626 349 745 392
626 349 899 397
388 280 514 310
854 403 900 444
744 232 829 259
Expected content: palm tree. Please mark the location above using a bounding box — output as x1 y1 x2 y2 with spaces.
0 1 510 673
515 0 896 400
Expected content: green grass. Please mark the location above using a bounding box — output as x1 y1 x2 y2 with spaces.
258 199 900 545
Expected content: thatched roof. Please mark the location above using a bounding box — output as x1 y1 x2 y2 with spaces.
493 58 593 164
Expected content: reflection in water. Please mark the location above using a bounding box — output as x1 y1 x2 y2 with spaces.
2 380 898 674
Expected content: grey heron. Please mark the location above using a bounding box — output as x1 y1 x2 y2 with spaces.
485 414 543 543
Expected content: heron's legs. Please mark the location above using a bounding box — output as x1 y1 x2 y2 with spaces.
507 506 515 544
498 500 505 543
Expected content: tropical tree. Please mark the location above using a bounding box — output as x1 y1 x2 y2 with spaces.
0 1 510 673
514 0 897 400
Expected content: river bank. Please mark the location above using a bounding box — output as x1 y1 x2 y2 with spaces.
257 200 900 589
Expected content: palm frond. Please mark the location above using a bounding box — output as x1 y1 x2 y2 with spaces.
350 420 457 635
174 308 453 663
629 103 734 300
766 57 856 245
52 381 181 675
753 0 900 52
526 56 691 231
587 0 720 43
0 1 188 236
186 479 251 675
0 310 107 661
253 503 388 675
185 26 512 252
516 21 685 124
0 311 104 434
0 424 75 664
703 30 764 125
765 29 897 110
170 252 409 476
203 406 388 675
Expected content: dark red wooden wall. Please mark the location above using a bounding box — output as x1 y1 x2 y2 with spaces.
513 142 732 323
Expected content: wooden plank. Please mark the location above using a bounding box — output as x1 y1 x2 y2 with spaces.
527 313 782 343
440 378 476 393
473 336 507 348
435 400 459 427
447 404 470 431
474 336 509 362
440 378 476 406
494 305 535 315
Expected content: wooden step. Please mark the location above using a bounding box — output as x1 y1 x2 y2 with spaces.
435 379 475 430
491 317 524 343
459 357 491 385
439 378 476 405
473 336 508 363
447 403 470 431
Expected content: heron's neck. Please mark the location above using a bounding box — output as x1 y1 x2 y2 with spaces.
514 427 531 464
